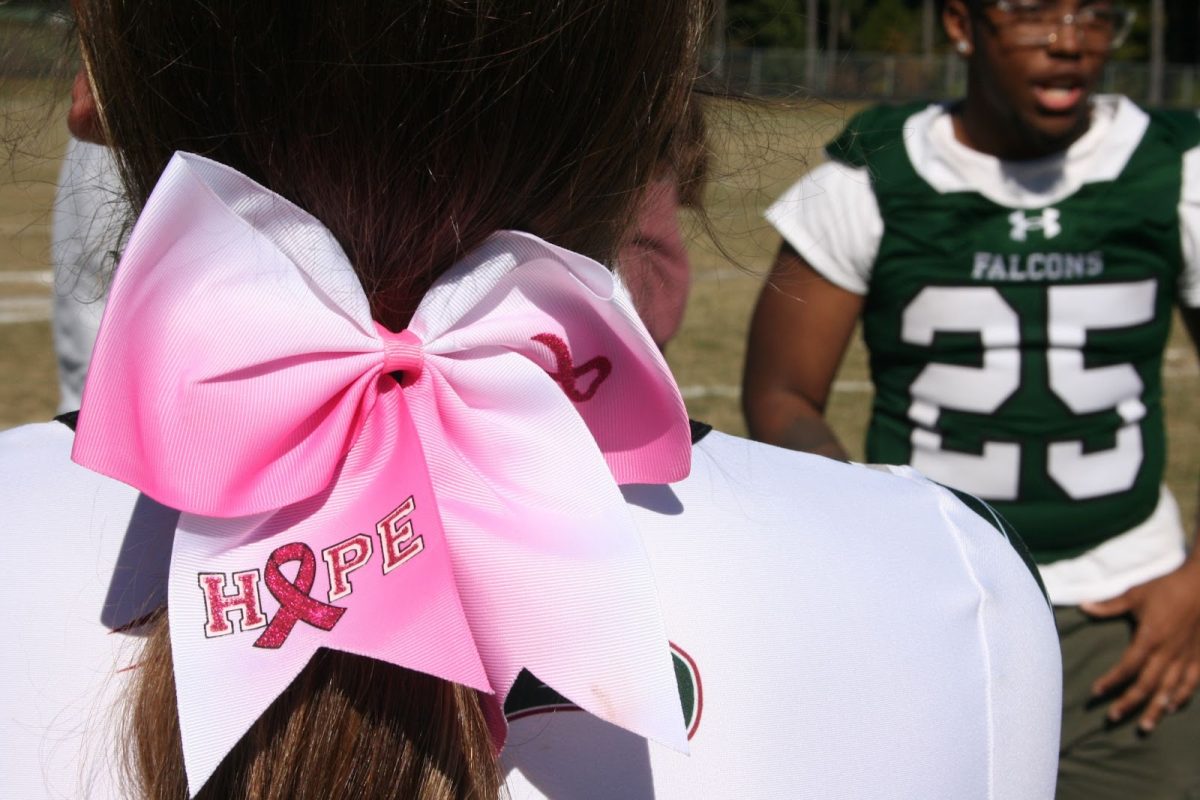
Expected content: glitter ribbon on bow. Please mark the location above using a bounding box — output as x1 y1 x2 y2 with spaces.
73 152 693 796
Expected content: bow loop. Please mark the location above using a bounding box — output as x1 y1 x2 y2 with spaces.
74 152 692 797
72 155 388 519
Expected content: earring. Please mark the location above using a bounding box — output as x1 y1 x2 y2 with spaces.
956 40 970 54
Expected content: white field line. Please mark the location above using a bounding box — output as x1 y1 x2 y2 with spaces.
0 296 51 324
0 271 68 325
1165 346 1200 377
0 270 53 285
678 385 739 400
679 379 872 400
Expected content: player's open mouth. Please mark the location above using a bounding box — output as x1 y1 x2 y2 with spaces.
1032 84 1085 113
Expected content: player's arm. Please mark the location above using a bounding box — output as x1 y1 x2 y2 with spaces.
1081 304 1200 732
742 242 863 461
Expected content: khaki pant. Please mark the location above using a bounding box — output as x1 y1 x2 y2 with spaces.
1057 607 1200 800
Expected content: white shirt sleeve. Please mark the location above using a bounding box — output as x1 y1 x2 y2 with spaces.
0 423 155 800
764 160 883 296
1178 145 1200 308
52 139 127 412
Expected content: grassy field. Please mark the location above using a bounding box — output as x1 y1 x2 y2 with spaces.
1 88 1197 528
0 85 66 424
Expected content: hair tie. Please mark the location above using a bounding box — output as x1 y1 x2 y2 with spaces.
377 325 424 380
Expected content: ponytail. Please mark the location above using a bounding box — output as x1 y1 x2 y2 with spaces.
126 612 501 800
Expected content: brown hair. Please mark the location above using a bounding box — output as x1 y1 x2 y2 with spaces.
75 1 708 797
128 613 499 799
74 0 709 327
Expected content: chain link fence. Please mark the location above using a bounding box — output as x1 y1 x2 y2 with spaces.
0 11 72 82
3 9 1199 110
710 48 1200 108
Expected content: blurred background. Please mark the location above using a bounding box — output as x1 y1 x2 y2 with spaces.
1 0 1196 525
711 0 1200 104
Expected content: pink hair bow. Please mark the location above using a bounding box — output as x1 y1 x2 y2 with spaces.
73 152 692 795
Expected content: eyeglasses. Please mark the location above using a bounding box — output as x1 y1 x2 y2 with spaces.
981 1 1136 53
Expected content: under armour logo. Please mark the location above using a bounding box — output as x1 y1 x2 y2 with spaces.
1008 208 1061 242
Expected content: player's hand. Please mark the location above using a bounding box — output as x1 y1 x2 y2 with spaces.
1081 560 1200 733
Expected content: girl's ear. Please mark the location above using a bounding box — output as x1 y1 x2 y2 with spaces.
67 65 106 144
943 0 975 56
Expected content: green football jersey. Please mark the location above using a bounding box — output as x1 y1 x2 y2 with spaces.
825 101 1200 562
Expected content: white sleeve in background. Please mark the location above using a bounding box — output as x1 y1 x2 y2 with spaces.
1178 146 1200 308
764 160 883 295
52 139 127 413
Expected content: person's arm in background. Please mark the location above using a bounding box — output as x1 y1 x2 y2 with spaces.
742 159 880 460
742 242 863 460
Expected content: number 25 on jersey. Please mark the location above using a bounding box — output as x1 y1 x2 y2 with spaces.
902 280 1156 501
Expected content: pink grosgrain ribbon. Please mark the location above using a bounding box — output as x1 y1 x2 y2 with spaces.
72 152 692 796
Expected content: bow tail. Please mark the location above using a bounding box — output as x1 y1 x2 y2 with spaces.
167 385 490 796
410 358 690 753
451 502 690 752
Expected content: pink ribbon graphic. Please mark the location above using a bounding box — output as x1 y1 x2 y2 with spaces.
255 542 345 650
73 153 692 796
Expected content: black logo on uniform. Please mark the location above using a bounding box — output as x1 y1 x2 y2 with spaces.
504 641 703 739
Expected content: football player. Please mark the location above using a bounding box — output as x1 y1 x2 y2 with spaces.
745 1 1200 797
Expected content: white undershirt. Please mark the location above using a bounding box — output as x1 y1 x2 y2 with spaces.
51 138 126 413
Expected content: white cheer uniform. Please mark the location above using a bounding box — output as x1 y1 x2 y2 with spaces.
0 420 1060 799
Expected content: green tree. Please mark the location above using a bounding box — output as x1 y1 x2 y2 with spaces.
727 0 808 48
827 0 870 52
1096 0 1197 64
1164 0 1199 62
853 0 921 53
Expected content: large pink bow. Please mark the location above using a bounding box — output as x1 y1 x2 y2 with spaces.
73 153 692 795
